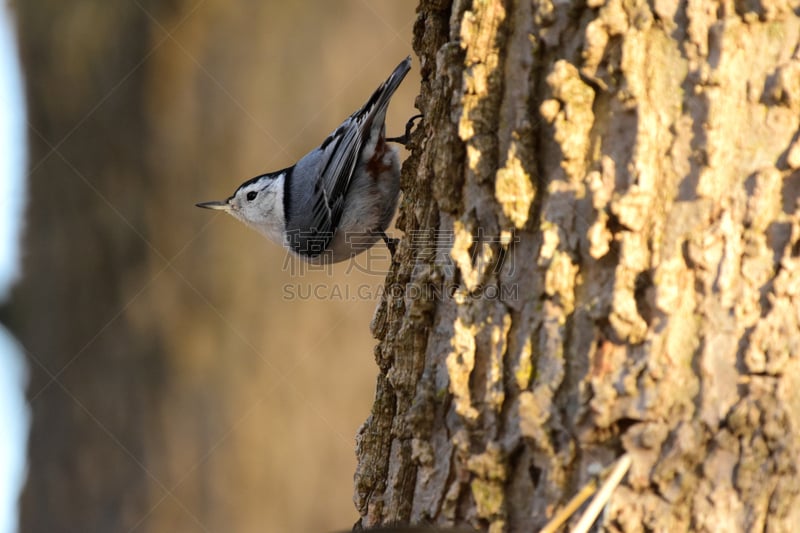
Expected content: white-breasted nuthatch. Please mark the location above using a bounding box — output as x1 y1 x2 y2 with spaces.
197 57 417 264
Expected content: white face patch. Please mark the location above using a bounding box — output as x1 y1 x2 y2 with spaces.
229 172 286 246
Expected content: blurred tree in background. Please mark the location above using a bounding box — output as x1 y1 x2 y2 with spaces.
6 1 417 532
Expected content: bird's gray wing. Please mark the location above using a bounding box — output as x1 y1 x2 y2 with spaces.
287 57 412 258
308 121 361 245
283 122 361 257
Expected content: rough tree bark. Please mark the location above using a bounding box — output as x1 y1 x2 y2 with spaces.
355 0 800 531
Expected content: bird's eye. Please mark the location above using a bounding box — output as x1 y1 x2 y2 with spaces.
246 191 257 201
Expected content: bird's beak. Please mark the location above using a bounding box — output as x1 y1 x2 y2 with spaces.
195 200 230 211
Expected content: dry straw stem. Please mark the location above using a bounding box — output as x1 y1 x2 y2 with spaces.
571 454 632 533
539 454 632 533
538 481 598 533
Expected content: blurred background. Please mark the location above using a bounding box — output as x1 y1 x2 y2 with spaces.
2 1 418 532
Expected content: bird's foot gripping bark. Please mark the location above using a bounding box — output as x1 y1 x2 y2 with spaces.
386 114 422 147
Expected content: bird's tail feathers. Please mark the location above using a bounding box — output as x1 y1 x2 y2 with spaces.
355 56 412 127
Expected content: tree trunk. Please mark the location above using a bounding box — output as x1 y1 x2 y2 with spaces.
355 1 800 531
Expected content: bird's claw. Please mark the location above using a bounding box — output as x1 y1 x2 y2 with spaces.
387 114 423 147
